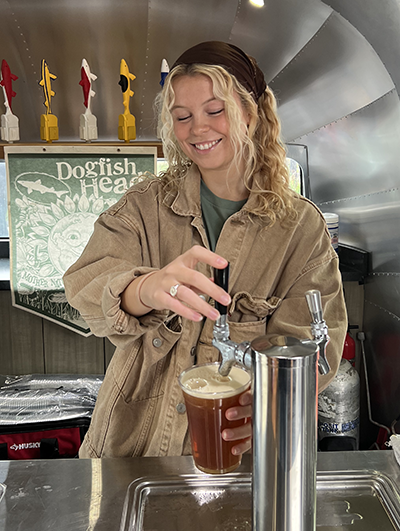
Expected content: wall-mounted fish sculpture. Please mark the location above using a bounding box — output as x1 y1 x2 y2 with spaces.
39 59 59 142
118 59 136 142
0 59 19 142
160 58 169 87
79 58 98 141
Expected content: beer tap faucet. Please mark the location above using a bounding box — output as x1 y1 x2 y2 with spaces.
212 265 331 531
305 289 331 375
213 265 253 376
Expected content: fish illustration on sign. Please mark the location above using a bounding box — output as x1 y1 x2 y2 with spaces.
79 58 98 141
39 60 59 142
118 59 136 142
160 59 169 87
0 59 20 142
19 179 69 198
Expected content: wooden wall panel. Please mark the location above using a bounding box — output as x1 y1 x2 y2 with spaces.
1 289 107 375
0 291 13 372
44 319 105 374
0 290 45 374
343 281 364 331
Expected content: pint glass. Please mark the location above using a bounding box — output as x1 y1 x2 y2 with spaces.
179 362 251 474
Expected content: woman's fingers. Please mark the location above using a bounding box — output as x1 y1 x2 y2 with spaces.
164 247 230 306
168 269 230 309
222 421 252 441
144 276 222 321
225 390 252 421
171 284 220 321
231 437 252 456
181 245 228 270
223 390 253 456
139 245 231 321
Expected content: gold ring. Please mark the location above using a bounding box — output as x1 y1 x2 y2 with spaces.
169 283 180 298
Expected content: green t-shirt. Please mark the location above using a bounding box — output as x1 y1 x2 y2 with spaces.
200 179 247 251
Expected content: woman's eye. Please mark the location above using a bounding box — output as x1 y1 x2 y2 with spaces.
176 115 191 122
209 109 224 116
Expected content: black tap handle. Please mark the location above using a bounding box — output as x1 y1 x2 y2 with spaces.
214 263 229 315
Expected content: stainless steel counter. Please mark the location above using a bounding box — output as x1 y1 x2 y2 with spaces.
0 451 399 530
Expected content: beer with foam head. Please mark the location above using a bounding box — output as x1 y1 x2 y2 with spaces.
179 362 251 474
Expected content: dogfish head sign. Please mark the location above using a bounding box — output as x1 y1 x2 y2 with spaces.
5 145 157 335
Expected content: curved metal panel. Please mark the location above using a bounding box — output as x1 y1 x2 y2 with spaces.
325 0 400 97
230 0 332 83
272 11 395 142
363 299 400 427
295 89 400 204
365 275 400 319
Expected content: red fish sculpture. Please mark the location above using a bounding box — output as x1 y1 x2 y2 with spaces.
79 58 97 110
0 59 18 112
79 58 98 141
1 59 19 142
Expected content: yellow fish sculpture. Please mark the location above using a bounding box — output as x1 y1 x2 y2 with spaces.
39 59 58 142
118 59 136 142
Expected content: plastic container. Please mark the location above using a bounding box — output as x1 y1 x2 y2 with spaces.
323 212 339 251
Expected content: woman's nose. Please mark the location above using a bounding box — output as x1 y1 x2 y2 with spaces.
190 115 210 135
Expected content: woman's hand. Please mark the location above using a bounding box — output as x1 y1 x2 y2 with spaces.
122 245 231 321
222 390 252 455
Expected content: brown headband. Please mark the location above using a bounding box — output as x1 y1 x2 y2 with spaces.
170 41 266 101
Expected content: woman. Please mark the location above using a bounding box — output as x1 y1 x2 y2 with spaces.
63 41 347 458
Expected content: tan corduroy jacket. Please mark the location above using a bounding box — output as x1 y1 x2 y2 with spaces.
63 165 347 458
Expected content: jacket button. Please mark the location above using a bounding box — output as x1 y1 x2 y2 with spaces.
176 403 186 414
152 338 163 348
190 347 196 356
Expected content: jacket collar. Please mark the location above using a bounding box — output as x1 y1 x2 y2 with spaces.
163 165 202 218
163 163 264 222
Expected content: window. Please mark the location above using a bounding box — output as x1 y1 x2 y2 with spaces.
286 157 303 196
156 159 169 175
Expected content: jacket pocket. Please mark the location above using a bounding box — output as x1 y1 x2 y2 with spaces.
229 291 282 322
226 292 282 344
112 320 182 405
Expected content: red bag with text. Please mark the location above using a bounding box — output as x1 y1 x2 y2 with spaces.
0 418 90 459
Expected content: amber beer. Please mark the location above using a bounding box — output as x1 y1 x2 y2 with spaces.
179 362 251 474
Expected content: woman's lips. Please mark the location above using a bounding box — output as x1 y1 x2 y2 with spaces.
192 139 222 152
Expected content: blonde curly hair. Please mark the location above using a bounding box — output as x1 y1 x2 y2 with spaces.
154 63 297 226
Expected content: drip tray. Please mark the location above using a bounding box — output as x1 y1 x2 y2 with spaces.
120 470 400 531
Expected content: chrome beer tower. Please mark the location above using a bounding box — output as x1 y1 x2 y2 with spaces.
212 266 330 531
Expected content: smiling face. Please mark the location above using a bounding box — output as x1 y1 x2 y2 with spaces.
171 74 248 190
